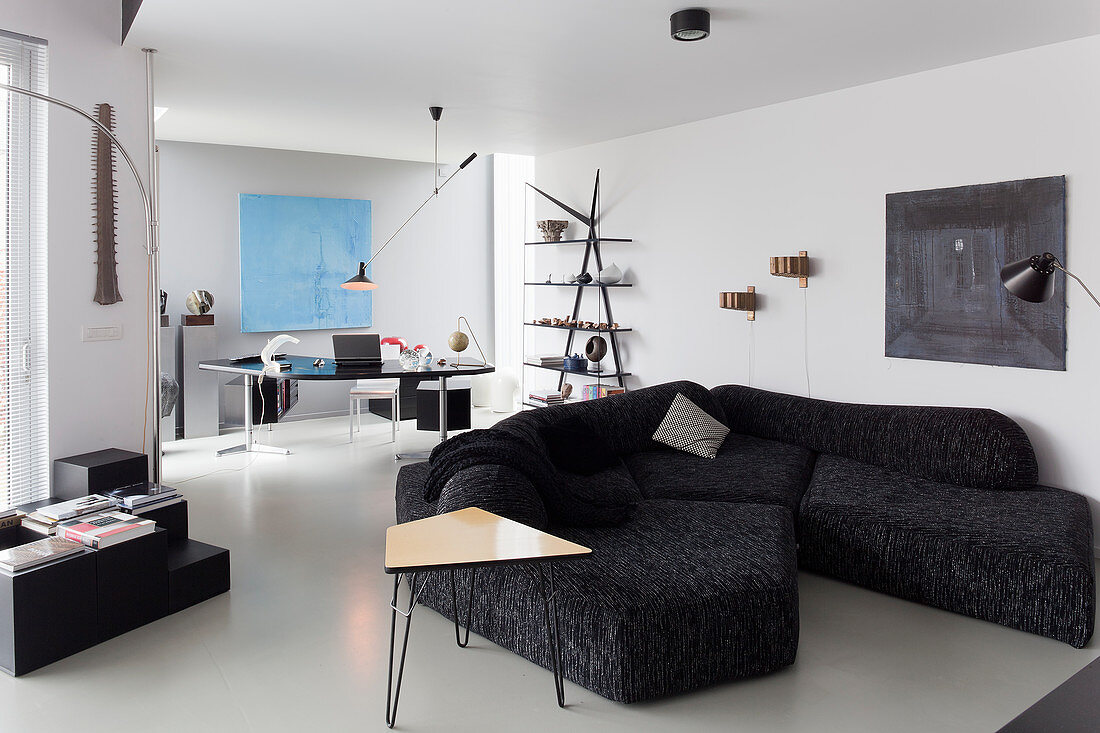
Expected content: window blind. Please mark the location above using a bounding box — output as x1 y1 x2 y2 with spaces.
0 30 49 510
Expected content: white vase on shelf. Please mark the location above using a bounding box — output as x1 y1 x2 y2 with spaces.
596 262 623 284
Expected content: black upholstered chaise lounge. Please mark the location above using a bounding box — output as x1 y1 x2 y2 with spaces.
395 381 1095 702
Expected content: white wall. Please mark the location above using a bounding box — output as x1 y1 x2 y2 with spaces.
535 35 1100 537
156 141 494 421
4 1 153 463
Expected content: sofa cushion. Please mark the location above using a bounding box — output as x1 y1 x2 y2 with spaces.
413 499 799 702
799 454 1095 647
712 384 1038 490
541 460 640 527
539 416 618 475
436 464 549 530
624 432 815 514
652 392 730 458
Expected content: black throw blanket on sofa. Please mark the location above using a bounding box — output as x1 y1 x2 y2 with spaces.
424 428 635 526
424 429 550 503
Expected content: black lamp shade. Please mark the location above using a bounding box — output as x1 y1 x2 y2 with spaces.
671 8 710 41
341 261 377 291
1000 253 1059 303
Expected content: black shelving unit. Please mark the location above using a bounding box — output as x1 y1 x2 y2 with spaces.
523 170 631 406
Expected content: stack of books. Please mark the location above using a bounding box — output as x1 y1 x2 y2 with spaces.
528 389 565 406
581 384 626 401
56 511 156 550
527 354 565 369
0 507 25 531
0 536 85 573
23 494 114 535
106 482 183 514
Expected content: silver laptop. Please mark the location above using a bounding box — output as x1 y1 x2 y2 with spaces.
332 333 383 365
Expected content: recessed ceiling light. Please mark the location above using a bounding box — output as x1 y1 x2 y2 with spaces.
670 8 710 42
154 106 168 121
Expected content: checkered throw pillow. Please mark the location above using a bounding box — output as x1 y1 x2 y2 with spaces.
652 392 729 459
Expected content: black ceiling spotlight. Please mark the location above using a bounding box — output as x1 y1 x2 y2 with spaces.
670 8 710 41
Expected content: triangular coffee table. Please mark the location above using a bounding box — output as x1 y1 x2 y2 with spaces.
384 507 591 728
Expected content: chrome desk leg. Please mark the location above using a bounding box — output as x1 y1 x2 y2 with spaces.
438 375 448 443
217 374 291 456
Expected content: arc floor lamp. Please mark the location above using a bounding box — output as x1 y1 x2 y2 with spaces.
342 106 476 290
1 48 167 486
1001 252 1100 309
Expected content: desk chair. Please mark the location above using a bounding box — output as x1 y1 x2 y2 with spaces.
350 379 401 443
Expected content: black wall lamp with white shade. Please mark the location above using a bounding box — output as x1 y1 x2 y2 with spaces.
671 8 710 41
341 106 476 291
1000 252 1100 309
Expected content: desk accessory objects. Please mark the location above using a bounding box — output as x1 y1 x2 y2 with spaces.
449 316 487 367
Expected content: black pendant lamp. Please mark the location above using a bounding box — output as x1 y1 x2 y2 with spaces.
342 107 476 290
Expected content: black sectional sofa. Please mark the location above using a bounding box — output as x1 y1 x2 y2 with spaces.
395 381 1095 703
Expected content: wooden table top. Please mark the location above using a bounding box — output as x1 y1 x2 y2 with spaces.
385 507 591 574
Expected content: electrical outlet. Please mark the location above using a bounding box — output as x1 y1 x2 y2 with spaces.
82 325 122 342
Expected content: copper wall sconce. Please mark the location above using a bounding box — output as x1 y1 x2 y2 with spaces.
719 286 755 320
770 250 810 288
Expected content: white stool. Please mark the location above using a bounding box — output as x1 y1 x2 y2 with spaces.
350 379 401 443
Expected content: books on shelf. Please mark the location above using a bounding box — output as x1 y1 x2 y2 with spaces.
56 511 156 550
0 509 24 531
528 389 565 405
23 512 61 535
526 354 565 366
0 536 84 573
106 483 182 512
581 385 626 401
36 494 113 521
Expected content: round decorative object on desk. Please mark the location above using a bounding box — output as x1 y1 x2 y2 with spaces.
585 336 607 371
596 262 623 284
417 348 434 367
399 348 420 370
185 289 214 315
448 330 469 353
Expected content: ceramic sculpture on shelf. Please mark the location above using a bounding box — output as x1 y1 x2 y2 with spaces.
536 219 569 242
596 262 623 284
586 335 608 373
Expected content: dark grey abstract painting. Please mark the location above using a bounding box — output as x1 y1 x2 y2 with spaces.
885 176 1066 370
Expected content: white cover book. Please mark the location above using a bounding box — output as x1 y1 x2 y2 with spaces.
37 494 113 521
0 536 84 572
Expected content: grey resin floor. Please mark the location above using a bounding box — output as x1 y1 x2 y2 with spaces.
0 409 1095 732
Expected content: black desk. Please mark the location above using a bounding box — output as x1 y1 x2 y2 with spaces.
199 356 494 459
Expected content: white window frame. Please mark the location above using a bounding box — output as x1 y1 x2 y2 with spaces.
0 30 49 510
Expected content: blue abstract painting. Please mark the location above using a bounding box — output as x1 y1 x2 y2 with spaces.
239 193 372 333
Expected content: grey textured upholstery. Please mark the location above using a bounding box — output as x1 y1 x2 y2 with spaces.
624 433 815 514
392 381 1094 704
436 464 549 530
395 493 800 703
799 454 1095 647
712 384 1038 490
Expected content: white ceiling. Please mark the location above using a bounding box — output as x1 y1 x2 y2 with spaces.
127 0 1100 163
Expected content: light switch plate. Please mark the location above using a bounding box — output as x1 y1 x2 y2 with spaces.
82 325 122 342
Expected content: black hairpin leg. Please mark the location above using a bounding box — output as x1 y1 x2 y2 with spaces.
386 573 424 729
534 563 566 708
449 568 477 648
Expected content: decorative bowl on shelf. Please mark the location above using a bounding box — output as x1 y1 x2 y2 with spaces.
537 220 569 242
596 262 623 284
563 354 587 372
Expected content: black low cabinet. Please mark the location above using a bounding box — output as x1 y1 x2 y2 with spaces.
0 546 97 676
96 529 169 641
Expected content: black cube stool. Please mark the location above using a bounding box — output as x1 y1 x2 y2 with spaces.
416 378 471 432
